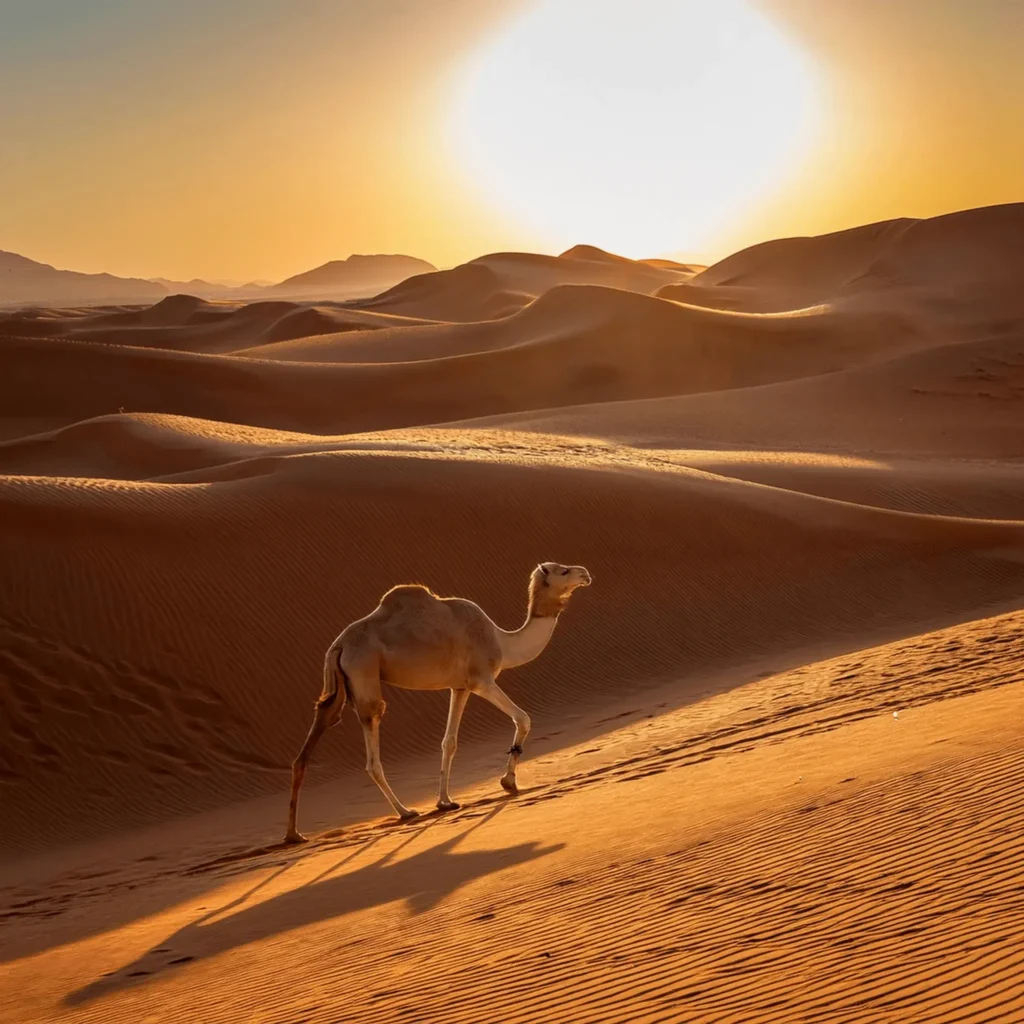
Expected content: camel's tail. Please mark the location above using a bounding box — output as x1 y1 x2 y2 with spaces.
317 644 350 724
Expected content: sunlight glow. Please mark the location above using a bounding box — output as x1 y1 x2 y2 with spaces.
448 0 821 259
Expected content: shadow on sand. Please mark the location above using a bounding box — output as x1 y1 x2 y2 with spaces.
66 806 562 1006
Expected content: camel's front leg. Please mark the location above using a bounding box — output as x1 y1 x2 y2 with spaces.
438 688 469 811
472 677 531 795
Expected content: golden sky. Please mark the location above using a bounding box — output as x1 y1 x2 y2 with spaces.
1 0 1021 282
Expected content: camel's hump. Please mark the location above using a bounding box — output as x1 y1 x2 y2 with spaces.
380 583 439 604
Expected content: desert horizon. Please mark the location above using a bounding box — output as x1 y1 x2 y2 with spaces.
3 2 1024 1022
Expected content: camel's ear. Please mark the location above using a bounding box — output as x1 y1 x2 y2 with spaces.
538 564 549 576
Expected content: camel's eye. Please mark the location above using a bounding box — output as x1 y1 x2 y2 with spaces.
561 568 569 575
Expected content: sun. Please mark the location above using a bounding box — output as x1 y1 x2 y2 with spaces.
447 0 820 259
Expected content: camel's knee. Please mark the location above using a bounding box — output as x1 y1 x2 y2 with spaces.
441 735 458 757
516 713 532 737
357 699 386 722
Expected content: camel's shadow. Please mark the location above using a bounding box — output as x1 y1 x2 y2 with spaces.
66 809 562 1006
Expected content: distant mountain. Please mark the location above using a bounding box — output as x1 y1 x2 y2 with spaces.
149 276 229 299
268 254 437 299
0 250 436 307
0 250 168 306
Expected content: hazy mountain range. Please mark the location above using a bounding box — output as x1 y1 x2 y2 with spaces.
0 250 437 307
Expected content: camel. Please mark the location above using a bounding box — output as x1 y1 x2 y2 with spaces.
285 561 591 843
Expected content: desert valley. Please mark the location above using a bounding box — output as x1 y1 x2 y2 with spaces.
1 200 1023 1022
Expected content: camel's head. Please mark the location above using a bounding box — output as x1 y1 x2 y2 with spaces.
531 562 592 606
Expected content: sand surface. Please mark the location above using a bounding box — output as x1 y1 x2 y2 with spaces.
2 203 1023 1023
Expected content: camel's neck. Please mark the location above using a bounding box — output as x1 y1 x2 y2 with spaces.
498 615 559 669
496 581 567 669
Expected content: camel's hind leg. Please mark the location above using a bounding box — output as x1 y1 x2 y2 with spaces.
285 692 345 844
358 708 420 821
340 656 419 820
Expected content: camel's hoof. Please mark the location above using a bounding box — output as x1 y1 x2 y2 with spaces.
284 831 309 845
436 800 460 812
500 776 519 795
399 809 421 821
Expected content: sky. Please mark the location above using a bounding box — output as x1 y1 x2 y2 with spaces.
0 0 1021 282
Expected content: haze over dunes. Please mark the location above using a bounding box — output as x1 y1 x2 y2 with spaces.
2 203 1024 1024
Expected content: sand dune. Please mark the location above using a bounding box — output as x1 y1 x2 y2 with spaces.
0 283 933 440
2 202 1023 1023
683 202 1024 318
351 261 532 322
0 295 437 356
354 247 691 322
694 216 917 294
484 331 1024 459
695 202 1024 293
3 418 1022 523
